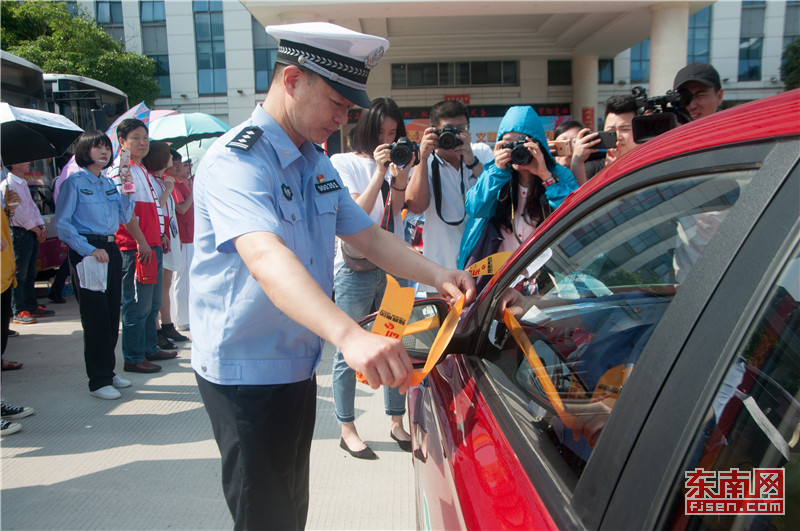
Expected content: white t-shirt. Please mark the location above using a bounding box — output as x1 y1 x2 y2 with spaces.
418 143 494 292
330 152 406 273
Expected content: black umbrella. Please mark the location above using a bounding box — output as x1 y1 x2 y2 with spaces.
0 102 84 165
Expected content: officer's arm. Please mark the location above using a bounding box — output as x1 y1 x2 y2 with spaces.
341 224 476 305
234 230 414 393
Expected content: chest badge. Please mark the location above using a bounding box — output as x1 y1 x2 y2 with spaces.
314 173 341 194
281 184 293 201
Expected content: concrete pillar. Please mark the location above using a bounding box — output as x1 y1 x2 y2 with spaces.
649 2 689 96
572 55 598 128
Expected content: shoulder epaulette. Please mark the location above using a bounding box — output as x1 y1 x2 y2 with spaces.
227 126 263 151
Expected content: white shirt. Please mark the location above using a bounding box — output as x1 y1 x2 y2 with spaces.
418 142 493 291
330 152 406 273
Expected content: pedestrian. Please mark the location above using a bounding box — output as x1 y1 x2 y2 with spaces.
0 162 55 324
2 194 23 370
330 97 415 459
55 130 135 399
191 22 475 530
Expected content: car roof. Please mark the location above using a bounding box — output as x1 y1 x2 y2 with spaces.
483 89 800 296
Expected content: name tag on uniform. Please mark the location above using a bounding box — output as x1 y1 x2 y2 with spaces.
79 189 93 195
314 180 341 194
106 189 119 196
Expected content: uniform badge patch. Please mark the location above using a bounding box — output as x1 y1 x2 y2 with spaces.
281 184 293 200
314 180 341 194
226 126 263 151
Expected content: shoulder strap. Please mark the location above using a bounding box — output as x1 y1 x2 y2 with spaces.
431 157 466 226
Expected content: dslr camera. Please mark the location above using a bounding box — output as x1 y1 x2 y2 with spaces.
434 124 463 150
387 137 420 167
631 86 692 143
502 136 532 166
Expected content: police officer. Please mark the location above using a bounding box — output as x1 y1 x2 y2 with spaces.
190 22 475 530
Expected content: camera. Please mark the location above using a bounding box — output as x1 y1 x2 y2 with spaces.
502 136 532 166
387 137 419 167
435 124 463 150
631 86 692 143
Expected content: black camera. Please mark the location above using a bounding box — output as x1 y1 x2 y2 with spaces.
631 86 692 143
435 124 463 150
502 136 532 166
387 137 419 167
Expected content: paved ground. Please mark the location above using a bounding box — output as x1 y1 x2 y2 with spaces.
1 292 416 530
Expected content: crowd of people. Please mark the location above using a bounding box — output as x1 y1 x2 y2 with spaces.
0 19 726 530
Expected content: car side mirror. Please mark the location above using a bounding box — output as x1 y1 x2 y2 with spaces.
358 299 451 364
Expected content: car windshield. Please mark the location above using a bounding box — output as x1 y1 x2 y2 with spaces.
481 169 756 486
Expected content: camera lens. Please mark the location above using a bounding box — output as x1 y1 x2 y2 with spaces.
438 131 457 150
510 144 532 165
390 144 413 166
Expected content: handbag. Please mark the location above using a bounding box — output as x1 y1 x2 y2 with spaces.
463 217 504 292
341 179 394 272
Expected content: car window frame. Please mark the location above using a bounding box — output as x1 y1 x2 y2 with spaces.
599 141 800 530
458 138 798 529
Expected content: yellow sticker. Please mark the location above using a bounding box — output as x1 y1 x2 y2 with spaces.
356 274 416 385
403 315 440 337
411 295 464 386
467 252 513 277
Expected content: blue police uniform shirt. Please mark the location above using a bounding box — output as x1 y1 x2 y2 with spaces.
191 104 373 386
55 167 134 257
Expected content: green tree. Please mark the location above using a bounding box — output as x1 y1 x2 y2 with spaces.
782 37 800 91
1 1 161 106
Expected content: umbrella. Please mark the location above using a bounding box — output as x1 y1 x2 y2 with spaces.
149 109 178 122
149 112 230 149
0 102 84 165
105 101 150 155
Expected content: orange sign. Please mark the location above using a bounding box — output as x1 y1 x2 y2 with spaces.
445 94 470 105
582 107 595 129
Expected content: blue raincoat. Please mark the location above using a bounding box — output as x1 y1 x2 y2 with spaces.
457 106 578 269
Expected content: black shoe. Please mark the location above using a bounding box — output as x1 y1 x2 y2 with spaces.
339 437 378 460
390 432 412 452
157 333 176 350
161 323 189 342
48 293 67 304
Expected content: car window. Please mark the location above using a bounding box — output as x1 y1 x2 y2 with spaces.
479 169 756 488
666 246 799 531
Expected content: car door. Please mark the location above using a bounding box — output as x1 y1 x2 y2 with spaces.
432 136 799 529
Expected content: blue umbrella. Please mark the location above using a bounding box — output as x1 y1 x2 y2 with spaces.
148 112 230 149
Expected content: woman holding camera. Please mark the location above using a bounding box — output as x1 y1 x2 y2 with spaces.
330 97 415 459
457 106 578 276
55 130 135 399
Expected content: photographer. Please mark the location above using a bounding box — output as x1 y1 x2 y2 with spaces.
405 100 493 296
571 95 638 184
673 62 723 121
458 106 577 274
329 97 415 460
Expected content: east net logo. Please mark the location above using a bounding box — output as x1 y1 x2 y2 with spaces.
684 468 784 515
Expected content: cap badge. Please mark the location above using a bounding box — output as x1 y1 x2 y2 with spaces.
281 184 293 201
317 174 325 183
365 47 384 70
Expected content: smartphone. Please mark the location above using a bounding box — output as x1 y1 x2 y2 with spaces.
590 130 618 149
119 148 136 195
550 140 572 157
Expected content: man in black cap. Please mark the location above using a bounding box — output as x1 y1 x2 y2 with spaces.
673 62 724 121
190 22 475 530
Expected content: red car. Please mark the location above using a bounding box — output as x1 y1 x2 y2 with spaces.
363 90 800 530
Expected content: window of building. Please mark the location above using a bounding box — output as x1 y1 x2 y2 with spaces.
140 1 169 98
193 0 226 95
391 61 517 89
784 1 800 48
96 1 124 47
738 1 766 81
547 60 571 86
252 17 278 93
688 6 712 63
598 59 614 84
630 39 650 83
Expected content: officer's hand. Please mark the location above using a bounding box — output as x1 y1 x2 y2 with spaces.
91 248 110 263
340 329 414 394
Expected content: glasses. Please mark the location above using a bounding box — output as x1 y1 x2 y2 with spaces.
445 123 470 132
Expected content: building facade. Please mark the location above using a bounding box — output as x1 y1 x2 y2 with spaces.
81 0 796 131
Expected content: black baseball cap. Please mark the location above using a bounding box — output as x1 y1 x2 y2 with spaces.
673 62 722 91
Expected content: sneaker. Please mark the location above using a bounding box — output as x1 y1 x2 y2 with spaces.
1 402 35 420
112 375 131 388
1 419 21 436
12 311 37 324
90 385 122 400
30 305 55 318
161 323 189 342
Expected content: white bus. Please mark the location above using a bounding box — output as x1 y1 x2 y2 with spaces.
43 73 128 132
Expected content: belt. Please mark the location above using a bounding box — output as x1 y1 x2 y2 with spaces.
81 234 116 244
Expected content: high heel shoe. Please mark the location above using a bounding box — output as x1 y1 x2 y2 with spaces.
339 437 378 460
390 432 412 452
